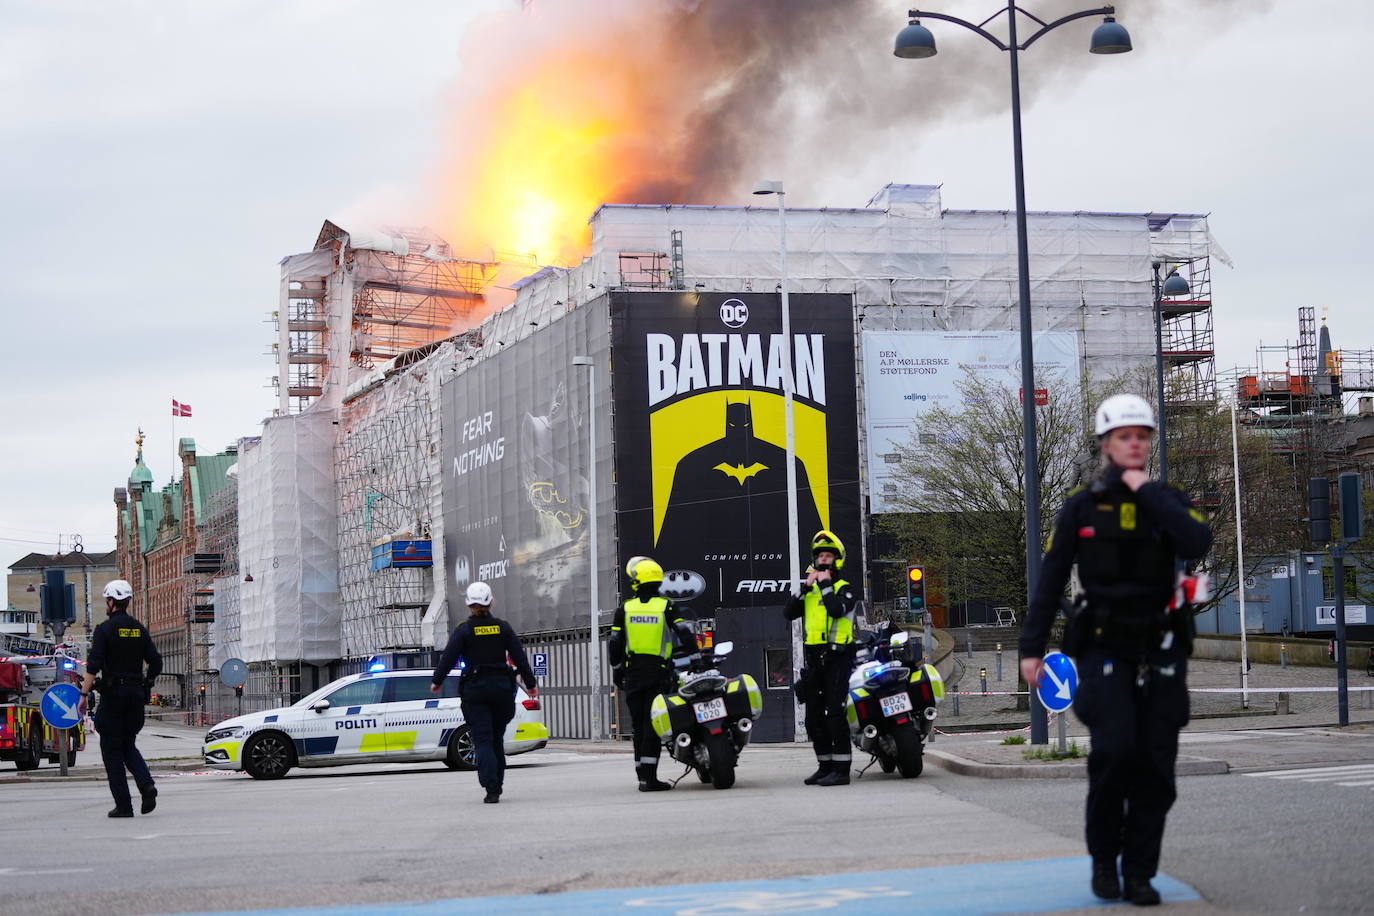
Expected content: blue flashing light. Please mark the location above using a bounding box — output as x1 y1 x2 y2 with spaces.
61 660 76 670
366 655 387 673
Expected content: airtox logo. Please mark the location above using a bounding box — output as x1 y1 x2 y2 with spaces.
660 569 706 601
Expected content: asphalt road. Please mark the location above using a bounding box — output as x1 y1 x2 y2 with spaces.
2 736 1371 915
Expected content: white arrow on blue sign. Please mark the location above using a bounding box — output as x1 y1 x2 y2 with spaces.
41 683 83 729
1036 651 1078 713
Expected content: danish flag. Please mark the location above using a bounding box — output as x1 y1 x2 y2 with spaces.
172 399 193 417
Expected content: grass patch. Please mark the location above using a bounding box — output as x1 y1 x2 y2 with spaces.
1000 735 1027 745
1022 740 1084 761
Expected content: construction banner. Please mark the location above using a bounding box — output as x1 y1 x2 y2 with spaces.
610 291 861 607
439 305 611 632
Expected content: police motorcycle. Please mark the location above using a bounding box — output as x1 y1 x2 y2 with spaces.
844 628 944 778
649 640 762 789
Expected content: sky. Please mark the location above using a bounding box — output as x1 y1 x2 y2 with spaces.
3 0 1371 557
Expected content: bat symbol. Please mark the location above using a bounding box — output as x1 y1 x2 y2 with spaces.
713 461 768 484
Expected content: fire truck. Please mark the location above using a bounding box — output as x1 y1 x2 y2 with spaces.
0 633 86 770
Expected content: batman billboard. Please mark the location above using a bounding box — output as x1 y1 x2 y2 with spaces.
610 291 861 607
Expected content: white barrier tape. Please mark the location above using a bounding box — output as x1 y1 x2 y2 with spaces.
1189 686 1374 694
950 690 1029 696
934 725 1032 737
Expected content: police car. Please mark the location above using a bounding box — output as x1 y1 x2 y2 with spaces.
201 669 548 779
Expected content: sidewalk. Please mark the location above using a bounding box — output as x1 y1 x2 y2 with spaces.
0 718 208 784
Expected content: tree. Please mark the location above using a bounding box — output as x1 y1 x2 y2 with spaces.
875 369 1095 618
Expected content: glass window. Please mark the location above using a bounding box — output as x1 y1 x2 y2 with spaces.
386 676 436 703
323 678 385 707
765 648 791 689
437 674 462 699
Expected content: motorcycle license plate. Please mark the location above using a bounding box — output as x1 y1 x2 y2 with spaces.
693 698 727 723
880 693 913 717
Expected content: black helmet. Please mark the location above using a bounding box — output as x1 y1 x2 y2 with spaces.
810 529 845 570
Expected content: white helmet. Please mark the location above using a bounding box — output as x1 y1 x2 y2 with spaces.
1094 394 1156 437
465 581 493 607
102 579 134 601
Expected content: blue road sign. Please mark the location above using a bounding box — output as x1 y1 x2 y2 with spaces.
1036 651 1078 713
532 652 549 678
41 682 83 729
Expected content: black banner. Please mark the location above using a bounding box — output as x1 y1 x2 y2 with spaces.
610 291 861 607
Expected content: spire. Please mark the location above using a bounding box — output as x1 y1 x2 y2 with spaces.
129 427 154 487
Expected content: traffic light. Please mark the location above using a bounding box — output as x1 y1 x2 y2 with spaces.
1339 471 1363 542
1309 477 1331 544
906 565 927 617
198 684 206 702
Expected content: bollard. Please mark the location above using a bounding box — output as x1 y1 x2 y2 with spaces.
952 691 961 716
1280 643 1288 669
1276 692 1289 715
980 668 988 695
996 643 1003 682
967 633 974 659
1056 711 1068 756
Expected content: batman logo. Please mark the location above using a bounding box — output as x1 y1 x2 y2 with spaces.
661 569 706 601
713 461 768 484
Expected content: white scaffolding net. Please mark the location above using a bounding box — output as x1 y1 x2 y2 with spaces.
237 411 341 664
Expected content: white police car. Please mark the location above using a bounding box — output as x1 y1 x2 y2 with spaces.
202 669 548 779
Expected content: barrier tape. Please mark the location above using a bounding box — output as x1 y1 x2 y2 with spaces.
1188 686 1374 694
950 690 1027 696
934 724 1032 737
0 654 85 668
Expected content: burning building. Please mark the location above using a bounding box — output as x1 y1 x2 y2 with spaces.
214 183 1221 739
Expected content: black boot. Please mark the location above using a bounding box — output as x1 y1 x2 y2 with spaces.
1123 876 1160 906
803 760 830 785
1091 860 1121 900
140 785 158 815
815 765 850 786
636 765 671 792
107 807 133 818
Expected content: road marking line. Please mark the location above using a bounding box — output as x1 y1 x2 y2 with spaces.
1246 763 1374 778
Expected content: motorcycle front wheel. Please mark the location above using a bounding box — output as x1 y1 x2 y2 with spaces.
894 726 924 778
704 732 736 789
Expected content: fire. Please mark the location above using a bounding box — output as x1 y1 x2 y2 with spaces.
438 5 677 268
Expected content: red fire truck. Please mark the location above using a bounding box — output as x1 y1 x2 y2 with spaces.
0 634 86 770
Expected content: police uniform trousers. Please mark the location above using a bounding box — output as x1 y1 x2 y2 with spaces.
460 672 517 794
95 682 155 812
1073 646 1189 880
625 678 669 772
803 647 853 767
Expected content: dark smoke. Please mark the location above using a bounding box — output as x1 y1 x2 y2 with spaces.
610 0 1262 206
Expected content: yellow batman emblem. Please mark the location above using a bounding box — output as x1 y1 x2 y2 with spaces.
713 461 768 484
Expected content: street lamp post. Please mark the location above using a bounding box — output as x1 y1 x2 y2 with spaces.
895 3 1131 745
752 179 805 741
1151 260 1192 484
571 355 603 739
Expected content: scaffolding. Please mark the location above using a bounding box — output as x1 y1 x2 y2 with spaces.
334 334 479 656
272 223 498 415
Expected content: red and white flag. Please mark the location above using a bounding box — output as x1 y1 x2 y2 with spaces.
172 399 192 418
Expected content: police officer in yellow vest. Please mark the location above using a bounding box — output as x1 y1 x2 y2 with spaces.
610 556 689 792
784 531 859 786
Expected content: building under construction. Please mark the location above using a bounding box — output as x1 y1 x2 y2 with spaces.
218 184 1223 738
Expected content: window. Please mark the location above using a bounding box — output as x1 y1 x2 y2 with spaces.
323 678 385 707
765 648 791 689
1322 568 1358 602
386 676 436 703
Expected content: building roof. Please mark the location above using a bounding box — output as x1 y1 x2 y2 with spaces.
8 550 118 571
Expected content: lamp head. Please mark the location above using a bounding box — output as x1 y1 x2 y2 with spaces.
752 180 783 196
1163 271 1191 297
1089 16 1132 54
894 20 937 59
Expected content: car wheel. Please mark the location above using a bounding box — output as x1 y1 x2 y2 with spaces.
444 725 476 771
242 731 295 780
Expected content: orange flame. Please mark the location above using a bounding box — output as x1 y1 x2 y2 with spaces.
438 5 679 269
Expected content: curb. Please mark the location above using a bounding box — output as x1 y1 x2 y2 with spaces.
0 757 205 785
926 748 1229 779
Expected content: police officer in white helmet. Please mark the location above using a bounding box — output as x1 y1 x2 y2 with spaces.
1019 394 1212 906
431 581 538 804
78 579 162 818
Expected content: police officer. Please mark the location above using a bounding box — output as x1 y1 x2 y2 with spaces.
609 556 689 792
77 579 162 818
1020 394 1212 906
784 531 859 787
431 581 539 805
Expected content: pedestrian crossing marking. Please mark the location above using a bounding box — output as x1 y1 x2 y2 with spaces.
1246 763 1374 788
